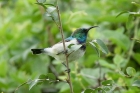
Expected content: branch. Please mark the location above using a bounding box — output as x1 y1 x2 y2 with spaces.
55 1 74 93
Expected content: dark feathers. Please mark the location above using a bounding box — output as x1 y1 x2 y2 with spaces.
31 49 44 54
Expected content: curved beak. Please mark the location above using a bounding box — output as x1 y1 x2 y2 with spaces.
87 26 98 31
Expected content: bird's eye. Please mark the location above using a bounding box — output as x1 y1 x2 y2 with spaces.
83 29 87 32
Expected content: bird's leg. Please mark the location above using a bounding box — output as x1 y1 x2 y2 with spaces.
56 50 68 55
62 49 69 72
62 50 68 54
62 62 71 73
62 51 75 73
67 51 74 57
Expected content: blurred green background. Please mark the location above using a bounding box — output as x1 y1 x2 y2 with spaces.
0 0 140 93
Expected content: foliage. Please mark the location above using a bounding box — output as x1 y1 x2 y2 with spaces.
0 0 140 93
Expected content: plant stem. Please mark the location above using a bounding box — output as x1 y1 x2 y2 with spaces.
125 17 139 67
55 1 74 93
98 61 101 86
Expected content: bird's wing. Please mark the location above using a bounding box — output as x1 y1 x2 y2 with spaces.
51 37 79 55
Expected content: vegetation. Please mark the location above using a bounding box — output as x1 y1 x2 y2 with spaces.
0 0 140 93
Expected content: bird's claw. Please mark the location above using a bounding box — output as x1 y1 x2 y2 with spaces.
65 68 71 73
62 62 67 67
63 50 68 54
62 62 71 73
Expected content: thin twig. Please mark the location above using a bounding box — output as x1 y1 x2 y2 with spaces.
98 61 101 86
124 17 139 67
14 80 29 93
55 1 74 93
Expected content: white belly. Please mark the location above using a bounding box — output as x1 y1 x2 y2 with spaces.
54 48 85 62
44 38 85 62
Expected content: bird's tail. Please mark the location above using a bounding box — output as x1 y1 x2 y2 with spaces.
31 49 44 54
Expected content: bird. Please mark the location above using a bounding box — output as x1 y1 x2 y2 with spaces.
31 26 97 71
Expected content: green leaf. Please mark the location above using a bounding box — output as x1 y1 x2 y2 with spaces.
45 13 52 17
84 89 94 93
126 67 136 76
99 60 116 70
116 11 140 18
0 80 7 88
68 44 75 48
92 39 109 54
131 2 140 7
95 87 103 91
39 74 47 79
128 12 140 16
113 54 125 66
133 53 140 64
102 80 114 86
47 6 56 13
126 14 133 28
28 73 55 90
35 3 47 9
58 83 69 93
132 80 140 87
70 44 82 51
116 11 129 18
0 60 8 77
28 79 42 90
44 6 56 19
37 0 46 3
131 38 140 43
47 73 56 80
80 68 105 86
119 71 127 76
102 29 130 51
44 3 55 6
89 42 100 57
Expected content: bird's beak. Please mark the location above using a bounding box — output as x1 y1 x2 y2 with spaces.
87 26 98 31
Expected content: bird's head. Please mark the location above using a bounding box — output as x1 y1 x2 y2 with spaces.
71 26 98 43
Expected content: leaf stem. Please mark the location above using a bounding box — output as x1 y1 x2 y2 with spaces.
14 81 29 93
55 1 74 93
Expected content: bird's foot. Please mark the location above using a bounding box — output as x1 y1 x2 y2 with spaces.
56 50 68 55
65 68 71 73
62 62 67 67
62 62 71 73
63 50 68 54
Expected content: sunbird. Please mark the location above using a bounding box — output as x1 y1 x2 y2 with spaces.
31 26 97 71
